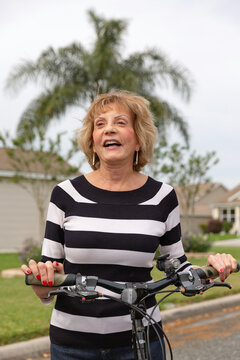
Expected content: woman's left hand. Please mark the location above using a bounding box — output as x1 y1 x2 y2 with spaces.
207 253 238 282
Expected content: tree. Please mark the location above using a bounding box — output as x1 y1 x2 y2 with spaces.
149 143 219 233
5 9 193 145
0 126 80 242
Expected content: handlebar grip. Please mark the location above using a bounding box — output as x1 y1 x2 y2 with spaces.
25 273 77 287
196 262 240 280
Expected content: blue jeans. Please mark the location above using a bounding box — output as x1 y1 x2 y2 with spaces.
51 339 165 359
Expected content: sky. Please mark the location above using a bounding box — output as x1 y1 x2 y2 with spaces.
1 0 239 189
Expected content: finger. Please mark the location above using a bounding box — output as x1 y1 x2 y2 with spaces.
38 262 49 286
45 261 55 287
228 254 238 273
28 259 41 281
207 253 226 281
53 261 64 274
21 264 32 275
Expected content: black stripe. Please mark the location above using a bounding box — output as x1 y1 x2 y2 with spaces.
45 221 64 245
41 255 64 263
159 224 181 246
70 175 162 204
158 188 179 219
50 321 163 349
64 231 159 253
178 254 188 264
65 202 170 221
50 185 74 212
55 295 157 317
63 261 153 282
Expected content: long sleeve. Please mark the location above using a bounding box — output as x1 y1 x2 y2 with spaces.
159 188 191 273
41 186 65 263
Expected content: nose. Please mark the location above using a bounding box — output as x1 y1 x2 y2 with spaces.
104 122 116 134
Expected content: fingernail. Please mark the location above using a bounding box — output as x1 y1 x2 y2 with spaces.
230 270 233 274
48 281 53 287
220 268 224 273
221 279 225 282
42 280 47 286
56 262 59 266
27 270 31 274
36 274 41 281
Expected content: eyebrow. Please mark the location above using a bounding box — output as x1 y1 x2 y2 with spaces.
94 114 130 121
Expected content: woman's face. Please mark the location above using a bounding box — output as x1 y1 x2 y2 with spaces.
92 103 140 168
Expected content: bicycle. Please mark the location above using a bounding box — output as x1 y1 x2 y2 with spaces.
25 254 239 360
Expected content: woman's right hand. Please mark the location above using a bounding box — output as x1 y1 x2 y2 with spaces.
21 259 64 299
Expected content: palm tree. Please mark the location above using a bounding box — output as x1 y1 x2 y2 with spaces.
6 9 193 144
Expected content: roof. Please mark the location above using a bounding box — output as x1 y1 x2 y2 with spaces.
0 147 80 178
174 182 228 215
211 184 240 204
174 182 227 201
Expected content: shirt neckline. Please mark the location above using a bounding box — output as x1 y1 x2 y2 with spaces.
70 175 162 204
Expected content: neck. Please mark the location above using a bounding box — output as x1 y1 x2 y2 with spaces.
86 163 146 191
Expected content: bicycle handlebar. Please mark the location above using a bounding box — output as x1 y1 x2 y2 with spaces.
25 263 240 296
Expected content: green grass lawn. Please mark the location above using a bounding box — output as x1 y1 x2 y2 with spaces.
0 253 22 272
207 233 238 242
0 253 54 345
1 247 240 345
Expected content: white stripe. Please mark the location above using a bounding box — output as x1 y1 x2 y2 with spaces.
95 279 155 300
160 239 185 259
65 247 154 267
140 183 173 205
51 305 161 334
64 216 166 237
58 180 96 203
165 206 180 232
178 261 192 273
47 202 65 228
42 238 65 259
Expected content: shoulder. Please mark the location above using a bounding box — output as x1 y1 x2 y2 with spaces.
141 177 178 206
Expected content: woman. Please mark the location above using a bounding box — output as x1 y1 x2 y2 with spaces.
22 90 237 360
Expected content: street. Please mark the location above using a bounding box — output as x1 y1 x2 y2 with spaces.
164 304 240 359
27 305 240 359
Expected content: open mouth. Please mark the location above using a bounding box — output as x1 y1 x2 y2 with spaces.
103 140 122 148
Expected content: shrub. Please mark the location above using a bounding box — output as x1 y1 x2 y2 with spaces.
18 238 42 264
222 221 233 234
182 234 212 253
206 218 223 234
199 223 207 234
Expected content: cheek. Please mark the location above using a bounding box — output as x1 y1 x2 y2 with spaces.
124 128 136 140
92 131 100 147
124 129 139 145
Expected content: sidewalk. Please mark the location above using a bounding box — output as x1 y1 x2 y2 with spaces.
213 238 240 246
1 293 240 360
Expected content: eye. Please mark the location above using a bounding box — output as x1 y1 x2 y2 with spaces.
95 120 105 128
117 118 127 125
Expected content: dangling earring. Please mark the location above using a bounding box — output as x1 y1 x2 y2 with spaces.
134 151 139 166
92 152 96 166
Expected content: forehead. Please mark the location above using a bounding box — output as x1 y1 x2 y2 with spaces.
93 102 134 119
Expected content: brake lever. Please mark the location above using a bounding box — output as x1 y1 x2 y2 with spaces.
49 286 100 302
211 281 232 290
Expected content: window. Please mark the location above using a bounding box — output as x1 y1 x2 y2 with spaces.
220 208 235 223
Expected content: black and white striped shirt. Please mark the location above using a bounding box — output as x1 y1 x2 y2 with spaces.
41 175 191 348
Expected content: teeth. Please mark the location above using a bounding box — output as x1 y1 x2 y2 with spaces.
104 141 120 146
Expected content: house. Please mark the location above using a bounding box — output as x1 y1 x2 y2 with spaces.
211 184 240 235
0 147 79 252
174 183 228 234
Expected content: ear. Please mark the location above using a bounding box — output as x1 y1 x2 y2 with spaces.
135 144 140 152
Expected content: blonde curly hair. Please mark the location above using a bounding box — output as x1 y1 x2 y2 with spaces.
77 90 157 171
